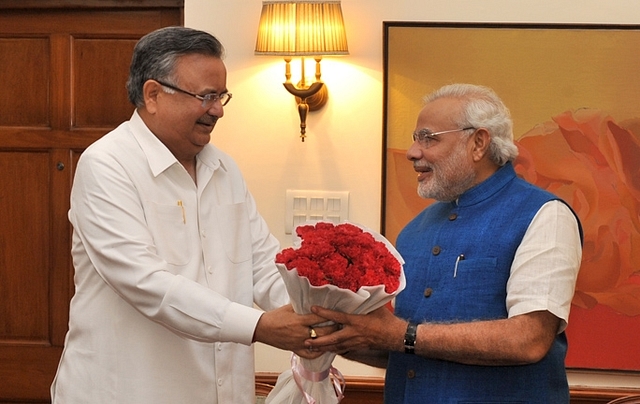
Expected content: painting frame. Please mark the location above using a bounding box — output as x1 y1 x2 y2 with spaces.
381 21 640 373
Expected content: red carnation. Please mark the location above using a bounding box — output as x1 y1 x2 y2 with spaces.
276 222 402 293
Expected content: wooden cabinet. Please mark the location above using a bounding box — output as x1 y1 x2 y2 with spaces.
0 2 182 402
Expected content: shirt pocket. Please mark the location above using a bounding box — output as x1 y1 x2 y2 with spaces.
214 202 252 264
147 201 191 266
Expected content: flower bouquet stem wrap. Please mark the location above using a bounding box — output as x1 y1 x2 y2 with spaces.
265 221 405 404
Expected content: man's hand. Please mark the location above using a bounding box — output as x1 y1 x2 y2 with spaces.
305 305 405 353
253 304 337 359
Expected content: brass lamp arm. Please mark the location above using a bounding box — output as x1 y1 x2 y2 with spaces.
283 82 324 100
282 58 328 141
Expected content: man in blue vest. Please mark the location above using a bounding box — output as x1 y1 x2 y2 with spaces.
308 83 583 403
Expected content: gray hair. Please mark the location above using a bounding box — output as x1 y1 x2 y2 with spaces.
126 26 225 108
424 83 518 165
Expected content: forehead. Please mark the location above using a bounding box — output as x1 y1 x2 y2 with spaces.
173 54 227 87
415 97 464 130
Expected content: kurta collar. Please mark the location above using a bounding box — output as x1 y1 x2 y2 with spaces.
129 110 226 177
455 162 516 208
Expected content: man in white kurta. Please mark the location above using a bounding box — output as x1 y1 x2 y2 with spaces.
51 110 284 403
51 27 323 404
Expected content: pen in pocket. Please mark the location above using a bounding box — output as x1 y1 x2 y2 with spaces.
453 254 465 278
177 200 186 224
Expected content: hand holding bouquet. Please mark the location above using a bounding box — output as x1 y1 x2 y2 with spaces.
265 221 405 404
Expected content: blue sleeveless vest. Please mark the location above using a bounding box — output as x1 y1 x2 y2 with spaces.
386 162 577 404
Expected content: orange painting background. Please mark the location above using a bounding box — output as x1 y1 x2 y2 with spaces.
383 23 640 371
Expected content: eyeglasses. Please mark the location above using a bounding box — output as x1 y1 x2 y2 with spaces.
412 127 476 148
155 79 232 108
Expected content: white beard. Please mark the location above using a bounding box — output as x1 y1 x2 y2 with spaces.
417 141 476 202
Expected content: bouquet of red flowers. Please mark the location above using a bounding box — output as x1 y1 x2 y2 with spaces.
265 221 405 404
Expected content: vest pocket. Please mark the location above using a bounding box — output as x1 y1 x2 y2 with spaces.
451 257 498 281
450 257 507 317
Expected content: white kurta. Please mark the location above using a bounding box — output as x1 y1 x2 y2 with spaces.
51 111 288 403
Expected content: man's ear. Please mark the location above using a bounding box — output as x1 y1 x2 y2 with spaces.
471 128 491 162
143 80 161 114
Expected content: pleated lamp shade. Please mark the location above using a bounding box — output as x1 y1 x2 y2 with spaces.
255 1 349 56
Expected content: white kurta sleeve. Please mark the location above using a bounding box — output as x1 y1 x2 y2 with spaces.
506 200 582 332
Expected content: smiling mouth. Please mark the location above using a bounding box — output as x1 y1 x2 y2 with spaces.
414 165 433 181
414 164 432 173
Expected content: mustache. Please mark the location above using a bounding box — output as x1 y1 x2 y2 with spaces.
413 162 432 170
197 115 219 126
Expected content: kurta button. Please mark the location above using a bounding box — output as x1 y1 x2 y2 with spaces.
217 378 223 386
432 246 441 255
407 369 416 379
424 287 433 297
448 213 458 221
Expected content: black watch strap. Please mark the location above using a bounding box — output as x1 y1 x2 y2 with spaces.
404 322 418 354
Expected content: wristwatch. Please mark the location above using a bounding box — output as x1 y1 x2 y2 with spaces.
404 322 418 354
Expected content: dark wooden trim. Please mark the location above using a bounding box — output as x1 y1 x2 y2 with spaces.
0 0 183 9
256 372 385 404
571 387 640 404
382 20 640 31
256 372 640 404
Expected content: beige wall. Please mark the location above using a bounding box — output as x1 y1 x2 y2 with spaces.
185 0 640 388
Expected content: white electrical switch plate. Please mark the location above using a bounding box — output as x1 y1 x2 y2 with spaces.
285 190 349 234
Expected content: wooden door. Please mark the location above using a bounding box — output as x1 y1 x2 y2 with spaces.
0 2 182 402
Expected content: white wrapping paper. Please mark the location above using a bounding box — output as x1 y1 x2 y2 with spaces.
265 222 405 404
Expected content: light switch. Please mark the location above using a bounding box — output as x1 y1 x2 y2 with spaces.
285 190 349 234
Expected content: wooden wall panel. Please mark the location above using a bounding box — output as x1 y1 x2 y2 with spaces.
72 38 138 128
0 38 50 127
0 152 51 342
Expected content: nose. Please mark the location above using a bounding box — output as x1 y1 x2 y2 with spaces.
206 100 224 118
406 140 423 161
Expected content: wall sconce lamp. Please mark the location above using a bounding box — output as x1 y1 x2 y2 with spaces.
255 1 349 141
